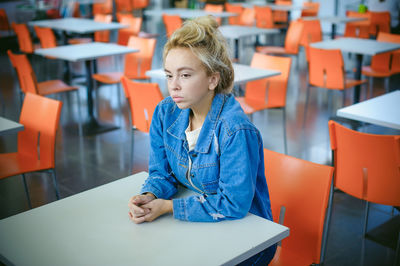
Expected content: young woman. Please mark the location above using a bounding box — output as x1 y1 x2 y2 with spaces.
128 16 276 265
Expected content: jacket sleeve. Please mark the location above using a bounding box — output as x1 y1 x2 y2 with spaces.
140 104 178 199
172 128 262 222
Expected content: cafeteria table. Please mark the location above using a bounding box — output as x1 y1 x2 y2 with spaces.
144 8 237 20
0 171 289 266
34 42 137 136
0 117 24 136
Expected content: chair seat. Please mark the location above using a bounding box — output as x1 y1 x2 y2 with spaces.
38 80 79 96
0 152 51 179
256 46 294 55
236 97 268 114
68 37 92 45
269 246 314 266
93 72 123 84
344 78 367 89
362 66 392 78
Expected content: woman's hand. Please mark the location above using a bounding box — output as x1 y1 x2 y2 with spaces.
128 194 173 224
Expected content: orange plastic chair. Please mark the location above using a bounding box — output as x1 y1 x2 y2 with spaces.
328 120 400 263
94 14 113 42
264 148 333 266
12 23 36 54
236 53 291 154
121 76 163 171
362 32 400 97
33 26 57 49
300 2 320 17
117 15 143 45
238 7 255 26
93 0 113 15
162 14 182 39
115 0 132 13
204 4 223 25
369 11 390 37
254 6 285 30
0 8 11 34
273 0 291 25
0 93 63 208
256 20 304 58
344 11 371 39
224 3 242 25
299 19 322 47
132 0 149 9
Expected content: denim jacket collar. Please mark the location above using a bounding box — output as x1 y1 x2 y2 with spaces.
167 93 226 154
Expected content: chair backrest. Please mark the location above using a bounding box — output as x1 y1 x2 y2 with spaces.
301 2 320 17
299 19 322 47
18 93 62 169
264 148 333 265
284 20 304 54
224 3 243 25
132 0 149 9
344 11 371 39
369 11 390 36
117 15 143 45
7 50 39 95
376 32 400 73
255 6 274 29
329 121 400 206
0 8 11 31
115 0 132 13
11 23 34 54
273 0 291 24
245 53 291 108
121 76 163 132
93 0 113 15
34 26 57 48
238 7 255 26
308 47 345 90
204 4 223 25
162 14 182 38
94 14 112 42
124 36 156 79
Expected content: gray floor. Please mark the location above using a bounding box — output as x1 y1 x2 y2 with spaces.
0 14 399 266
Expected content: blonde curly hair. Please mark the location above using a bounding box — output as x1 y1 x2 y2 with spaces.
163 16 234 94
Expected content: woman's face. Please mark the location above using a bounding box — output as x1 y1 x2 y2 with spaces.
164 47 219 113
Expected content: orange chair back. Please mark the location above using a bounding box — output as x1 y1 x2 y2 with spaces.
7 50 39 95
245 53 291 108
284 20 304 54
115 0 132 13
301 2 320 17
204 4 223 25
369 11 390 36
34 26 57 48
224 3 242 25
299 19 322 47
264 148 333 265
0 8 11 31
255 6 274 28
344 11 371 39
132 0 149 9
94 14 112 42
238 7 255 26
162 14 182 38
329 121 400 206
121 76 163 132
273 0 291 24
117 16 142 45
376 32 400 73
308 47 345 90
93 0 113 15
12 23 34 54
124 36 156 79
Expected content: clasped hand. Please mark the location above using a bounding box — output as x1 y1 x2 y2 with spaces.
128 193 173 224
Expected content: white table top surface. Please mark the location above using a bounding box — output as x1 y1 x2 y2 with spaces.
301 16 367 24
34 42 138 62
219 25 280 39
144 8 237 19
28 18 127 34
146 63 281 85
0 117 23 135
337 90 400 130
0 171 289 266
237 2 309 11
310 37 400 56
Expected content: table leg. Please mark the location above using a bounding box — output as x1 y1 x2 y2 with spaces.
354 54 363 104
331 24 337 39
82 59 119 136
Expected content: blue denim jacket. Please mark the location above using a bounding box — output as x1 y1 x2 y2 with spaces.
141 93 273 222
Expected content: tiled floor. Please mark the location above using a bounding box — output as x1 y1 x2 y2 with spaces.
0 12 399 266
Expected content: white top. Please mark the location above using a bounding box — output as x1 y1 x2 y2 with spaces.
144 8 237 19
219 25 280 39
28 18 127 34
337 90 400 130
301 16 367 24
146 63 281 85
0 117 24 135
34 42 138 62
310 37 400 56
0 172 289 266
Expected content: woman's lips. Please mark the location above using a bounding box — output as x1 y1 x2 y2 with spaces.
172 96 183 103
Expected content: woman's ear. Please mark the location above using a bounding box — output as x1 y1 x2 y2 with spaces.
208 72 220 91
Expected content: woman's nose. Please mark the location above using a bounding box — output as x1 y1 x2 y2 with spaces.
169 76 180 90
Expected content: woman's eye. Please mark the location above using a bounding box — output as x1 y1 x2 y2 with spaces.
181 73 191 78
165 74 172 79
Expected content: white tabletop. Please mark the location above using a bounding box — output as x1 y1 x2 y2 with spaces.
28 18 127 34
0 117 24 135
237 2 309 11
219 25 280 39
34 42 137 62
337 90 400 130
144 8 237 19
0 172 289 266
146 63 281 85
310 37 400 56
301 16 367 24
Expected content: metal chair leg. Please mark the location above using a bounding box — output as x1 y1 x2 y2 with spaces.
360 201 370 266
50 169 60 200
282 108 287 155
130 128 135 174
21 174 32 209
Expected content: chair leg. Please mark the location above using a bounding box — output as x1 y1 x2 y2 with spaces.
76 90 83 137
320 176 335 264
50 169 60 200
130 128 135 174
21 174 32 209
282 108 287 155
302 84 311 129
360 201 370 266
394 231 400 266
384 77 389 94
368 77 373 99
